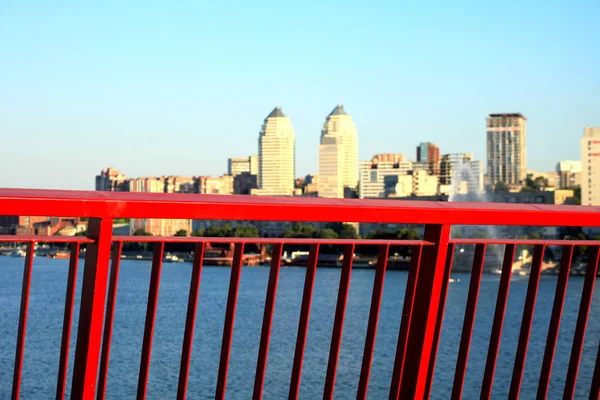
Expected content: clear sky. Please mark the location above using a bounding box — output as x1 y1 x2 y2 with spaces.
1 1 599 190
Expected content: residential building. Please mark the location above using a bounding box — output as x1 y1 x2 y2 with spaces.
318 105 359 198
254 107 295 196
524 170 559 189
372 153 405 164
130 218 192 237
359 160 437 199
195 175 234 195
440 153 484 194
557 160 582 189
582 127 600 205
228 155 259 177
416 142 440 175
234 172 258 195
486 113 527 185
164 176 195 193
95 167 128 191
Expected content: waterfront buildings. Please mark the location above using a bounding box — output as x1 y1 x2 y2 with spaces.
254 107 295 196
95 167 128 191
228 155 258 177
557 160 582 189
358 159 438 199
582 127 600 205
486 113 527 185
318 105 359 198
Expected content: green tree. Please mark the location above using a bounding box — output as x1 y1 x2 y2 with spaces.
283 223 317 238
233 225 259 238
339 224 359 239
191 229 205 237
317 228 339 239
174 229 188 237
494 182 510 193
133 229 152 236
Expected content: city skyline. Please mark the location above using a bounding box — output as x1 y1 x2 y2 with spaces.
1 1 599 190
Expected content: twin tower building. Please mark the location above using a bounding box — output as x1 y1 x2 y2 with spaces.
254 106 358 198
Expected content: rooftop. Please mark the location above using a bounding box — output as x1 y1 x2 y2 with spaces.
267 107 285 118
488 113 526 120
328 105 348 116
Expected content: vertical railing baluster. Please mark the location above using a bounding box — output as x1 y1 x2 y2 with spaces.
97 242 123 400
590 341 600 399
215 243 245 400
389 245 423 399
508 244 545 398
481 243 516 399
357 244 390 400
177 242 206 400
253 243 284 399
71 218 114 399
289 244 320 400
396 223 452 399
56 241 81 400
537 245 574 399
424 243 456 399
11 242 34 400
323 244 356 399
563 246 600 399
137 242 165 400
451 243 487 399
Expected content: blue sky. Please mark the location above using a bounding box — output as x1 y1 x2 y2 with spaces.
1 1 599 190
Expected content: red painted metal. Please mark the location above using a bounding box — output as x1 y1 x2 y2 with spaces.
451 243 487 399
71 218 114 399
177 242 206 400
56 242 81 400
481 243 516 399
112 236 431 246
563 246 600 399
508 244 545 398
289 244 320 400
253 243 284 399
137 242 165 400
357 244 390 400
0 235 94 243
11 243 34 400
537 245 574 399
424 243 456 399
398 224 451 399
215 243 245 400
389 245 423 399
97 242 123 400
323 244 356 399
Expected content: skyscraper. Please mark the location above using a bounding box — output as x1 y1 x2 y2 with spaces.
486 113 527 185
581 127 600 205
254 107 295 196
318 105 358 198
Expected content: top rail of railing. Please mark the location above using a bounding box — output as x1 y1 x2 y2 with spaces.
0 188 598 227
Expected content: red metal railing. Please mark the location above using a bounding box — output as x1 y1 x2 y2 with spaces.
1 189 600 399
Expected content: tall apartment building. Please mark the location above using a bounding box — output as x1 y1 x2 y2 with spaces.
318 105 359 198
254 107 295 196
95 167 128 191
228 155 259 177
486 113 527 185
416 142 440 175
439 153 484 193
556 160 582 189
581 127 600 205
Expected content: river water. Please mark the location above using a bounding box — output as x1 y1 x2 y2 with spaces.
1 257 599 399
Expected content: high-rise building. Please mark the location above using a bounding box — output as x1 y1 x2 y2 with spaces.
318 105 359 198
228 155 259 177
556 160 582 189
254 107 295 196
581 127 600 205
416 143 440 175
95 167 129 191
486 113 527 185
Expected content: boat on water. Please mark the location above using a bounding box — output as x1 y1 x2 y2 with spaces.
10 249 27 257
165 253 184 263
48 251 70 259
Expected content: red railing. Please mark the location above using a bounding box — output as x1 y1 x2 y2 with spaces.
1 189 600 399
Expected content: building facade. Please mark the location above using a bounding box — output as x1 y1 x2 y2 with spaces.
486 113 527 185
416 142 440 174
582 127 600 205
359 160 437 199
95 167 128 191
440 153 484 194
557 160 582 189
228 155 259 177
318 105 359 198
234 172 258 195
255 107 295 196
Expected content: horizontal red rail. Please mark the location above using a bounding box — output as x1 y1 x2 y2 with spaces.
0 235 94 243
111 236 434 246
1 188 600 226
450 238 600 246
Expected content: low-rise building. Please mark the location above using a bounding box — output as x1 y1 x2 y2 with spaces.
556 160 581 189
